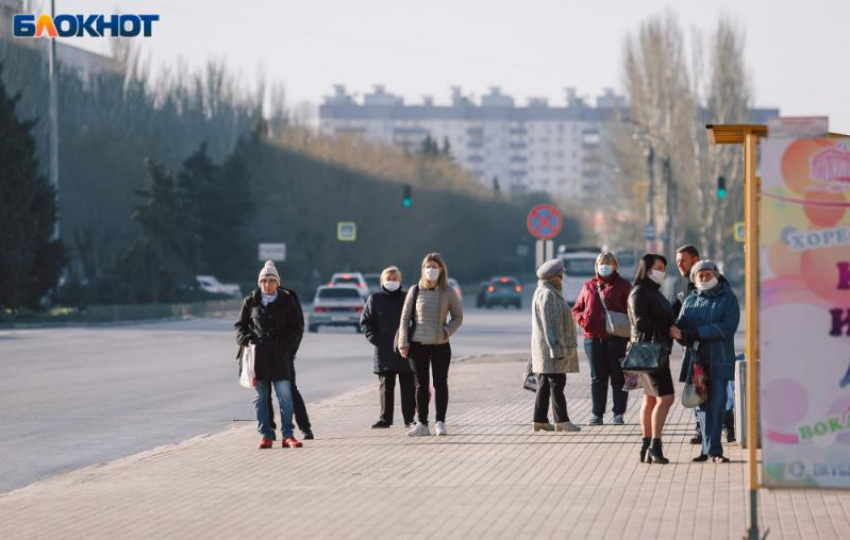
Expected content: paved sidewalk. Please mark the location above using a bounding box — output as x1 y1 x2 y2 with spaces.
1 354 849 540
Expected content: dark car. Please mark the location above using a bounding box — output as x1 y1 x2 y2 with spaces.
477 276 523 309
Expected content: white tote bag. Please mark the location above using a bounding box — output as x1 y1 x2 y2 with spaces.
239 344 256 389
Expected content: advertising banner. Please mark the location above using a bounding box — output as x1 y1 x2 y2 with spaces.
760 135 850 488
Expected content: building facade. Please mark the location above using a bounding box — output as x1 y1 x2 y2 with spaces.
1 0 117 80
319 85 625 202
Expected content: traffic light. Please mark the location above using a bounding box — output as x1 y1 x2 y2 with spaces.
717 175 728 199
402 184 412 208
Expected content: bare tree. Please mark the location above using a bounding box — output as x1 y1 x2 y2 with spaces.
609 13 750 262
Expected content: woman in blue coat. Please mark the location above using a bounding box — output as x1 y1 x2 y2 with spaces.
670 260 740 463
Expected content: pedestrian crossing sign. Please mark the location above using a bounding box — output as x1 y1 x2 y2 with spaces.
337 222 357 242
733 221 745 242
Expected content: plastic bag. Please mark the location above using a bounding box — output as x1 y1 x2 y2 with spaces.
239 344 257 389
623 370 644 391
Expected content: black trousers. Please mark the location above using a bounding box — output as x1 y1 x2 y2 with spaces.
534 373 569 423
268 361 311 432
378 371 416 425
409 342 451 425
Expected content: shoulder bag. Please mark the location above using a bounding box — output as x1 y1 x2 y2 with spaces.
596 283 631 338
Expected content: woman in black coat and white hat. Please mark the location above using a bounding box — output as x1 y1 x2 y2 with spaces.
359 266 416 429
235 261 305 449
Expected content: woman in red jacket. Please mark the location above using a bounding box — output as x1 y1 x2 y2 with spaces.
571 252 633 425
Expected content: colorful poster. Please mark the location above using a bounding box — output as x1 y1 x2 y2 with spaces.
760 135 850 489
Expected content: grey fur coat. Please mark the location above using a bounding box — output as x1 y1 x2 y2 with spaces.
531 280 579 374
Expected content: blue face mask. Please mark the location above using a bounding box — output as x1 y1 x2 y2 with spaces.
597 265 613 277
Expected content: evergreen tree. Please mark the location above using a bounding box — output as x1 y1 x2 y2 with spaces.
118 159 194 303
441 136 452 157
421 134 440 156
177 141 253 281
0 62 66 310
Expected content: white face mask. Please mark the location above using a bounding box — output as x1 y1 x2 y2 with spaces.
695 277 718 291
423 268 441 282
647 269 666 286
597 265 613 277
383 280 401 292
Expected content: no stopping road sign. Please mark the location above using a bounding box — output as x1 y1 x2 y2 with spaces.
527 204 562 240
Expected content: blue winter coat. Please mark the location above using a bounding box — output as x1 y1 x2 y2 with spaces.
675 280 740 382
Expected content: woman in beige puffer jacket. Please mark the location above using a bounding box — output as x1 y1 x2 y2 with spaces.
398 253 463 437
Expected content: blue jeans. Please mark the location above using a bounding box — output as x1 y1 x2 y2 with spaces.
254 379 294 439
584 337 628 417
697 376 729 456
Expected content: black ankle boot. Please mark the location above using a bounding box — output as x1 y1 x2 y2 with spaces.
724 411 736 443
640 437 651 463
647 438 669 464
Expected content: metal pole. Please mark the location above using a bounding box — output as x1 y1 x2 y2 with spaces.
646 145 655 252
663 157 672 256
48 0 59 240
744 132 760 540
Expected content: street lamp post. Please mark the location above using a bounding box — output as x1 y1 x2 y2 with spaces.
645 145 655 253
48 0 59 240
623 118 676 256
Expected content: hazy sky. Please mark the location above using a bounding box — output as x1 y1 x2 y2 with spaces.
31 0 850 132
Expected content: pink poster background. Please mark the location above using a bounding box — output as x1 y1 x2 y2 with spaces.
760 137 850 489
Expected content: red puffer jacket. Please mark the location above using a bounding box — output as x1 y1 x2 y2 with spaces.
571 273 632 339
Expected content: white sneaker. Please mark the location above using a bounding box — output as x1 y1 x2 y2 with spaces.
435 421 447 436
407 423 431 437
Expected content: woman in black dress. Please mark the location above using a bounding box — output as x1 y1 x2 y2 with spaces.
627 253 675 464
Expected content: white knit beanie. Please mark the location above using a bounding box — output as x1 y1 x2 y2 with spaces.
258 260 281 285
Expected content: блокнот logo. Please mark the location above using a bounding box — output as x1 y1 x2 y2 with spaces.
13 14 159 38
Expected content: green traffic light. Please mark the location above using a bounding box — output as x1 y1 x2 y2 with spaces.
716 176 727 199
402 198 412 208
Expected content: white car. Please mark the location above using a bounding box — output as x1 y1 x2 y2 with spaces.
328 272 369 298
308 285 365 332
561 252 599 305
195 275 241 298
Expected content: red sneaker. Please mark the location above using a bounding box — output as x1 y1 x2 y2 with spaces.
258 437 273 449
282 437 303 448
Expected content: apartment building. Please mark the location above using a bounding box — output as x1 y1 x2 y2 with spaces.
319 85 624 202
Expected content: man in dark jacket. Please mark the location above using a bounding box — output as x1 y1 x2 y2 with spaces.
359 266 415 428
671 245 700 318
265 286 314 439
671 245 702 444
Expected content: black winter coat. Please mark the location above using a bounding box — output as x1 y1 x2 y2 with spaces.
628 279 674 349
234 288 304 381
359 287 413 374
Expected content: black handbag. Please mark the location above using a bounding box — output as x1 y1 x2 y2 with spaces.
620 341 669 373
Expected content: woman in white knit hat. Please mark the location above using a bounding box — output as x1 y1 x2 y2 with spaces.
234 260 305 449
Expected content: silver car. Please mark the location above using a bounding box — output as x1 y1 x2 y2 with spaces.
307 285 364 333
